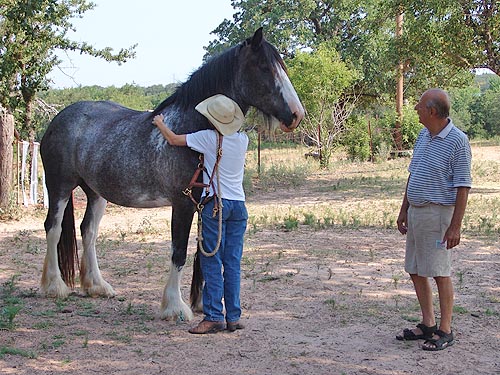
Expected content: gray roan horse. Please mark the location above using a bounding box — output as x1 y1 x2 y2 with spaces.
40 28 304 321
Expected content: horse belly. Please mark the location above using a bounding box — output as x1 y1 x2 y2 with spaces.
88 176 175 208
110 195 172 209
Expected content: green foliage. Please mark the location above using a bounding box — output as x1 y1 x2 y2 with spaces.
288 43 359 114
481 87 500 137
342 104 422 161
396 0 499 84
342 116 371 161
399 104 422 148
2 0 498 149
449 85 483 136
0 276 23 330
283 214 299 231
0 0 136 138
450 74 500 138
288 43 360 167
0 346 37 360
202 0 499 162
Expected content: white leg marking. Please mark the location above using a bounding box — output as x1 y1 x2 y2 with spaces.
160 261 194 321
80 198 115 297
41 200 71 298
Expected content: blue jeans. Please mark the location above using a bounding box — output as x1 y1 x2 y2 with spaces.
200 198 247 323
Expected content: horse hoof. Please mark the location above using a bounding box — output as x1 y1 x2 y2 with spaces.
83 282 116 298
159 306 194 322
42 282 71 299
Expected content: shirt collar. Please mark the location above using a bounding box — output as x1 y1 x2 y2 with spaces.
426 118 453 139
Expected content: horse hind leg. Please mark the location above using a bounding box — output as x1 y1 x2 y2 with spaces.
41 197 74 298
79 186 115 298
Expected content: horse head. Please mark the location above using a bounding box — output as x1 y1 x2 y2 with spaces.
234 28 304 133
152 28 304 134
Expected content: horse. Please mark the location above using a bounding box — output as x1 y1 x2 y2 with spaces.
40 28 304 321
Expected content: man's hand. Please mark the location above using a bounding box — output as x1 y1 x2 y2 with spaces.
443 225 461 249
397 211 408 235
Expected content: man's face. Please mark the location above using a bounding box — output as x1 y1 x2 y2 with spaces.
414 94 432 126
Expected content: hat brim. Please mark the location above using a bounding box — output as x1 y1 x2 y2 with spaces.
195 94 245 136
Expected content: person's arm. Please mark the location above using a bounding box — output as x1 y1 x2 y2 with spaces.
443 186 470 249
152 114 187 146
397 176 410 235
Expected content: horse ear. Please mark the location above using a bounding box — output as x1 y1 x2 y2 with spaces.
250 27 264 50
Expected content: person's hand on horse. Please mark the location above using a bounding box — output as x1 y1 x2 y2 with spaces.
152 114 165 128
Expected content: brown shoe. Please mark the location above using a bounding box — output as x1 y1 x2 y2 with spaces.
227 321 245 332
188 319 225 334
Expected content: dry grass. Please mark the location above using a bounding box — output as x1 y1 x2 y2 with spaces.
245 144 500 236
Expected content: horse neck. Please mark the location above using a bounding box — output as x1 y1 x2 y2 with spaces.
154 45 250 130
176 46 252 114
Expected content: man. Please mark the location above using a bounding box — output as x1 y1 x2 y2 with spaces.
396 88 472 351
153 94 248 334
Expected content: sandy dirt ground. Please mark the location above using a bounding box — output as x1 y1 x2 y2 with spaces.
0 147 499 375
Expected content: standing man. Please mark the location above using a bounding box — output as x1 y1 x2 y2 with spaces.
153 94 248 334
396 88 472 351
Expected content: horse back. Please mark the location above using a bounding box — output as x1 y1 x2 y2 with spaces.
41 101 199 208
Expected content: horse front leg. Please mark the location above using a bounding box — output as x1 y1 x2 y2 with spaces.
79 190 115 298
160 201 195 321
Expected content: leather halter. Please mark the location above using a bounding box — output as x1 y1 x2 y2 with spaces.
183 132 223 213
183 132 224 257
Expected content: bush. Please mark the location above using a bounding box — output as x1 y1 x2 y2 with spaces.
342 116 371 161
340 104 422 161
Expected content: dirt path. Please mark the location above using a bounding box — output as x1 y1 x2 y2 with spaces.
1 205 498 374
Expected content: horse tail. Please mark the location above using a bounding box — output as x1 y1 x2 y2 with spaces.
190 244 203 311
58 192 78 288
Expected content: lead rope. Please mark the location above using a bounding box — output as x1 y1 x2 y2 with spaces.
196 132 223 257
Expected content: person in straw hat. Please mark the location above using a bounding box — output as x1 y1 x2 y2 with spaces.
152 94 248 334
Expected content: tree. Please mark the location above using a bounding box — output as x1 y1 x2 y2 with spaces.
0 105 14 209
0 0 136 139
287 43 360 167
396 0 499 79
205 0 500 159
206 0 387 97
0 0 135 210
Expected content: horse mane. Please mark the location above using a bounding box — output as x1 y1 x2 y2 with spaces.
151 34 287 118
151 44 240 117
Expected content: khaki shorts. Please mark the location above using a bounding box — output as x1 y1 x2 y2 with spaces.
405 204 454 277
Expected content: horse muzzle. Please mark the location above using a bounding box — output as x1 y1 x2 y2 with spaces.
280 107 305 133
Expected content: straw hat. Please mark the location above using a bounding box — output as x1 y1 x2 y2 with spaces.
195 94 244 136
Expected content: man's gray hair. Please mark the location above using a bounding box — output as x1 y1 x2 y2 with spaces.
425 88 450 118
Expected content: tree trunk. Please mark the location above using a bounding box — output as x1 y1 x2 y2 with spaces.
0 107 15 209
394 9 404 151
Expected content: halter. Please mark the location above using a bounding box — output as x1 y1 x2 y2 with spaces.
183 132 224 257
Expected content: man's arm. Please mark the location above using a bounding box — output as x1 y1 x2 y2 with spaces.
444 186 470 249
152 115 187 146
397 176 410 235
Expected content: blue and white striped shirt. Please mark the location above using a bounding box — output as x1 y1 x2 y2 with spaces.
407 120 472 206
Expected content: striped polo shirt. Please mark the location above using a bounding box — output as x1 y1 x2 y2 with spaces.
407 120 472 206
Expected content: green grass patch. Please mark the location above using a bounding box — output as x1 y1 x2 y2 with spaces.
0 276 23 330
0 346 37 359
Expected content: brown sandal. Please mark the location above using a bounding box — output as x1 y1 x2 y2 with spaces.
188 319 225 334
